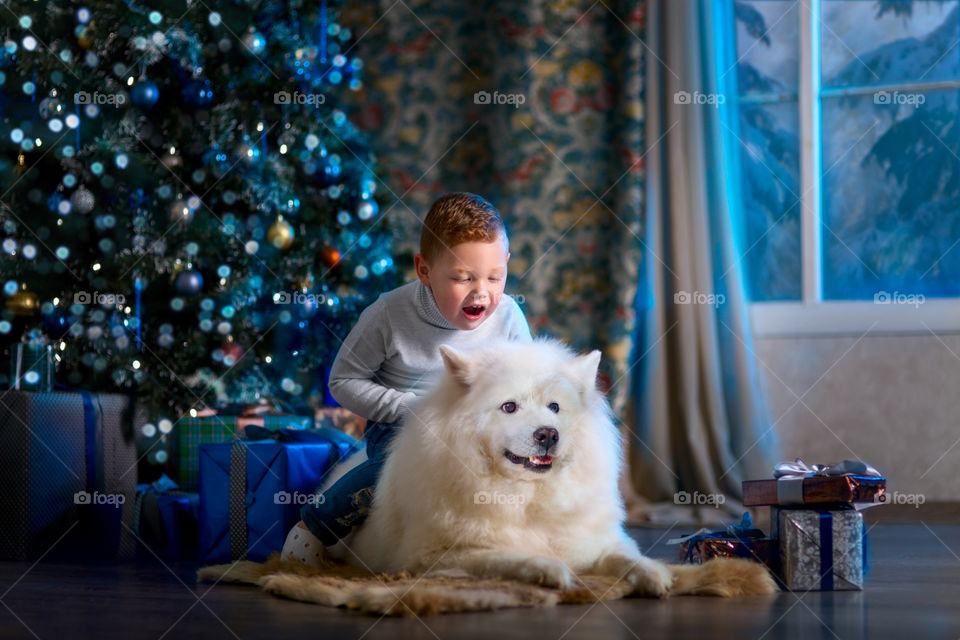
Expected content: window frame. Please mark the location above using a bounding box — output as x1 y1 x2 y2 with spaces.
745 0 960 337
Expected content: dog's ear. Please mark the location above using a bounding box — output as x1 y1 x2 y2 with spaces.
567 349 601 391
439 345 474 387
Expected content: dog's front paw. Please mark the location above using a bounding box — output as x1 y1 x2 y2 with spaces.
509 556 574 590
622 557 674 598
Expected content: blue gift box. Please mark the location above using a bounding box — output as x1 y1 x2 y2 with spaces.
0 390 139 561
134 476 200 562
198 440 352 563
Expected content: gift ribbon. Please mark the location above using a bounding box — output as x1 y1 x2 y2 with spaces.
819 511 833 590
80 390 123 557
82 390 98 495
229 442 248 561
133 474 180 537
773 458 882 505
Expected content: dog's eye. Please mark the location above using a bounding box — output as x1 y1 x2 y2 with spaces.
547 402 560 413
500 401 517 413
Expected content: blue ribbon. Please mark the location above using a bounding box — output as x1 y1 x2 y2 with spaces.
819 511 834 590
77 389 123 556
135 277 143 351
81 390 98 493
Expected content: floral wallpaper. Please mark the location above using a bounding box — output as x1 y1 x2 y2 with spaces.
342 0 646 416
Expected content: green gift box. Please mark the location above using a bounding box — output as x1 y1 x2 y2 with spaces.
262 414 313 431
173 415 241 492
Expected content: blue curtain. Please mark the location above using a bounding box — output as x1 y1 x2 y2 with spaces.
627 0 778 514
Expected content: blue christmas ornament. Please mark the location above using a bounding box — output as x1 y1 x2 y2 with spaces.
295 293 319 319
131 80 159 108
242 28 266 55
174 269 203 296
181 79 213 108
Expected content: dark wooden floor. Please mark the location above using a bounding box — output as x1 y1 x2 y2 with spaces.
1 504 958 640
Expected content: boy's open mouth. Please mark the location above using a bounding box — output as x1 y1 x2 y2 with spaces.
461 305 486 321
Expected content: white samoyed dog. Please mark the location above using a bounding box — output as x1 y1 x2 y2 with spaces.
346 338 776 597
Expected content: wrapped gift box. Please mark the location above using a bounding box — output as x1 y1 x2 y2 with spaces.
676 513 781 580
172 415 242 492
134 475 199 561
263 414 313 431
316 406 366 440
135 491 199 561
778 508 864 591
681 535 781 578
198 439 353 563
172 413 318 491
743 475 885 507
0 390 140 560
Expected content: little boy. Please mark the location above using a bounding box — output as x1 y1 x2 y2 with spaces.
282 192 531 565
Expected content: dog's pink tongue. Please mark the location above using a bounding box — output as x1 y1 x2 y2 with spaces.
532 456 552 464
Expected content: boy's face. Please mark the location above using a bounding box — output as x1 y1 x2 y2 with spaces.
414 239 510 330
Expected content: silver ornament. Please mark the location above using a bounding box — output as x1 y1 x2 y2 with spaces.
70 187 95 214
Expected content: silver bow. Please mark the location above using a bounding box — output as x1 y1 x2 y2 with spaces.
773 458 881 505
773 458 881 479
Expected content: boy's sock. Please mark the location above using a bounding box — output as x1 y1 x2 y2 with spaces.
280 521 326 568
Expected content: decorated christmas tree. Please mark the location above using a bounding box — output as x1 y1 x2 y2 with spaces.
0 0 396 463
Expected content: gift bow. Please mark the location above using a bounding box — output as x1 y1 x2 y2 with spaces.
773 458 881 504
773 458 881 479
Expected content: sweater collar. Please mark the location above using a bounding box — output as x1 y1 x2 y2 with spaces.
415 280 456 330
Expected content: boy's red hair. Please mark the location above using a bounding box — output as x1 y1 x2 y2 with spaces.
419 193 507 261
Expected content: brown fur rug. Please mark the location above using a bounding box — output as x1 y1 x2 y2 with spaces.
197 553 775 616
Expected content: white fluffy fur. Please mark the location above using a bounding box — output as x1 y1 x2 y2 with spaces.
347 338 775 597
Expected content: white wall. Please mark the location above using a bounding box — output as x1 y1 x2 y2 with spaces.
754 334 960 501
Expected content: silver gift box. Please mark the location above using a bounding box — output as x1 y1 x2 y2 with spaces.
778 508 864 591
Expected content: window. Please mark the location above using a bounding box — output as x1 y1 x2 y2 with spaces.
732 0 960 334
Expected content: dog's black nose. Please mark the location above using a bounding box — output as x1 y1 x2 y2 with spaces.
533 427 559 447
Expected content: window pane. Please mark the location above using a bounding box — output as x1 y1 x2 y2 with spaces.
822 1 960 88
821 89 960 299
739 102 802 301
735 0 802 301
736 1 799 96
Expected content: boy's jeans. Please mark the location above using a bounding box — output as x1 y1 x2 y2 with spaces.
299 419 399 547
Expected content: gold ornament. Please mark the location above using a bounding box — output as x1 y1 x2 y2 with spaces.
292 273 314 291
77 23 93 49
6 285 39 316
267 217 294 249
15 153 26 176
